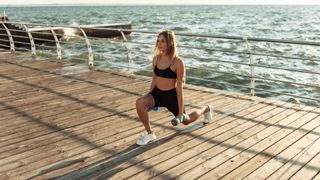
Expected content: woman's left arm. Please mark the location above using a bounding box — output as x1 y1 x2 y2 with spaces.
176 57 185 120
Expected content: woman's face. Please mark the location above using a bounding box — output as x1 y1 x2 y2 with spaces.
157 34 168 53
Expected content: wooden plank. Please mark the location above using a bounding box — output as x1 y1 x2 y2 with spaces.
0 82 209 176
198 107 318 179
124 102 284 179
16 88 220 175
0 81 148 152
88 100 290 180
0 79 147 140
0 69 132 104
0 91 144 151
288 147 320 180
0 70 145 118
169 104 310 179
313 172 320 180
0 60 61 74
221 115 320 179
0 85 202 162
0 69 117 99
0 76 142 113
0 62 60 76
26 89 225 179
0 76 148 141
148 102 294 179
42 92 248 179
29 93 220 179
257 124 320 180
101 98 268 179
0 97 142 173
0 76 142 121
4 86 220 179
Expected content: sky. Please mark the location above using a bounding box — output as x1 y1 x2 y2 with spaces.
0 0 320 5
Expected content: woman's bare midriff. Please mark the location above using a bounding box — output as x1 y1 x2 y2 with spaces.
154 76 176 90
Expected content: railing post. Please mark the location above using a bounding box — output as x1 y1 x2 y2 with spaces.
120 29 132 73
79 27 94 67
2 23 15 53
50 28 62 62
22 24 36 56
243 36 255 96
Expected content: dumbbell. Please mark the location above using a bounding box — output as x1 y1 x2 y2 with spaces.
171 113 187 126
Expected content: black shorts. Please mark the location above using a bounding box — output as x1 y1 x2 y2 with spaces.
149 86 182 116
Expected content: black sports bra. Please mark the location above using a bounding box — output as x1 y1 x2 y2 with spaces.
154 64 177 79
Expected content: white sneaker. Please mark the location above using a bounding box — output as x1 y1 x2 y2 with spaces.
203 105 213 124
136 131 156 146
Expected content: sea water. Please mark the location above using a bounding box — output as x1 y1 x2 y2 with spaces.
1 5 319 107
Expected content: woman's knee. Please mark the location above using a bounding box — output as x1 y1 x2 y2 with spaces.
136 94 155 110
136 97 145 108
182 121 189 125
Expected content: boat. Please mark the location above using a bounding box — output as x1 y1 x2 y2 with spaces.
0 15 131 49
0 14 64 48
73 24 132 38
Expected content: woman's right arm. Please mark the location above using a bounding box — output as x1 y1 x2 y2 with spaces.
150 56 156 91
150 74 155 91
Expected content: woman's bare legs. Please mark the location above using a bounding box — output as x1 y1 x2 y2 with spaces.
183 105 210 125
136 94 155 134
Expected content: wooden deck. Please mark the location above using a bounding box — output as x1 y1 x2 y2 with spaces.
0 51 320 180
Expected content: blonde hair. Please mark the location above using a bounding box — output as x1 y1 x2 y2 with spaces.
153 29 178 61
152 29 186 85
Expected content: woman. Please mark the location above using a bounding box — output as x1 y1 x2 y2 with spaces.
136 29 213 146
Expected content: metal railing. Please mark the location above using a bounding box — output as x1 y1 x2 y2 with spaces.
0 21 319 107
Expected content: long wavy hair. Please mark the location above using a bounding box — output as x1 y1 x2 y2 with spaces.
153 29 178 61
152 29 185 84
